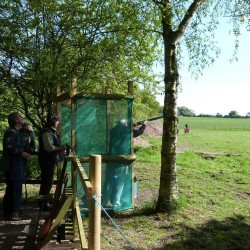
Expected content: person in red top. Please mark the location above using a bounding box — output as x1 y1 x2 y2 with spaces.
184 124 190 134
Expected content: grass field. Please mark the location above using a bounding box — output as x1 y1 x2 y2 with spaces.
178 116 250 131
101 117 250 249
1 117 249 249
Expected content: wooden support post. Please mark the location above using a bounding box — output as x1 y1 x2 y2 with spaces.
127 80 133 96
88 155 102 250
72 158 78 241
105 86 110 94
127 80 135 206
71 76 77 152
106 86 111 156
56 84 62 178
71 76 78 240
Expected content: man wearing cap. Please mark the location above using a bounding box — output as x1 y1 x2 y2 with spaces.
38 114 66 211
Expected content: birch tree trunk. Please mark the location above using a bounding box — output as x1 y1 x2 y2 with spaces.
155 0 204 211
156 39 179 210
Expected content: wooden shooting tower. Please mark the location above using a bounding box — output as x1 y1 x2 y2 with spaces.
56 80 136 212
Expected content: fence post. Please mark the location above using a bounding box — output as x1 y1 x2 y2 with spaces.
72 158 77 240
127 80 133 95
88 155 102 250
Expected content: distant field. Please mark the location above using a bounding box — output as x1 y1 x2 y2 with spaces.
176 117 250 155
178 116 250 131
142 116 250 159
177 130 250 155
122 116 250 250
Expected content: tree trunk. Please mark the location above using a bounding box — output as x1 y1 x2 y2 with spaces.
156 38 179 211
154 0 205 212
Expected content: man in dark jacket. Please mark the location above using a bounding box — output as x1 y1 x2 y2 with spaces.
133 121 147 138
2 112 30 220
38 114 66 211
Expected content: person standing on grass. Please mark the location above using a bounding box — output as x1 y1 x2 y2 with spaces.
1 112 31 220
38 114 66 211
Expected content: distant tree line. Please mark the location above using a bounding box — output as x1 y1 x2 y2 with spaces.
177 106 250 118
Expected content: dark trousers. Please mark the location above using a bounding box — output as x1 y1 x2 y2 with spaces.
3 171 23 216
3 171 14 216
39 159 55 196
13 180 23 213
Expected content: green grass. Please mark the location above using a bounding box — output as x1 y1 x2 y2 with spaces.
178 116 250 131
1 117 249 249
178 130 250 155
101 118 250 249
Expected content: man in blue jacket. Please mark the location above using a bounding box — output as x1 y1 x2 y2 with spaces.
2 112 30 220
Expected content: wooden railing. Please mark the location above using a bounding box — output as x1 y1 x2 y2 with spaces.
71 154 102 250
0 151 102 250
1 152 135 250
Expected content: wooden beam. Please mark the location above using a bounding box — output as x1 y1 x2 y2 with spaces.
75 198 88 249
78 154 136 163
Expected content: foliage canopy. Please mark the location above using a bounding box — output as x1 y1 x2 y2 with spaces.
0 0 161 128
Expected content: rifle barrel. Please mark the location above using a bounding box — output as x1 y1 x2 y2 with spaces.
148 115 163 121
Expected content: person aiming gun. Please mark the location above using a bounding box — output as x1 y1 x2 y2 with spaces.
133 115 163 138
133 121 147 138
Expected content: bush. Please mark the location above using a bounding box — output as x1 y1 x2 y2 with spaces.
25 155 40 179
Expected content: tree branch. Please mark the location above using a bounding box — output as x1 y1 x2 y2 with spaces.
174 0 205 42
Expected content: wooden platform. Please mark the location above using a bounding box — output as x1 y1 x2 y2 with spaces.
0 200 82 250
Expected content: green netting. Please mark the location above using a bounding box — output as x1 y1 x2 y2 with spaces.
61 96 134 212
61 102 73 185
77 162 133 212
61 103 72 145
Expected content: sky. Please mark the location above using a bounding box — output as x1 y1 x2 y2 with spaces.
157 19 250 116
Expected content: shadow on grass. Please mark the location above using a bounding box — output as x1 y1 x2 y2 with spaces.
103 203 158 219
152 214 250 250
106 199 182 219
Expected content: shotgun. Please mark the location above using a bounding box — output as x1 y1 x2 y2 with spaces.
133 115 163 126
37 144 71 241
